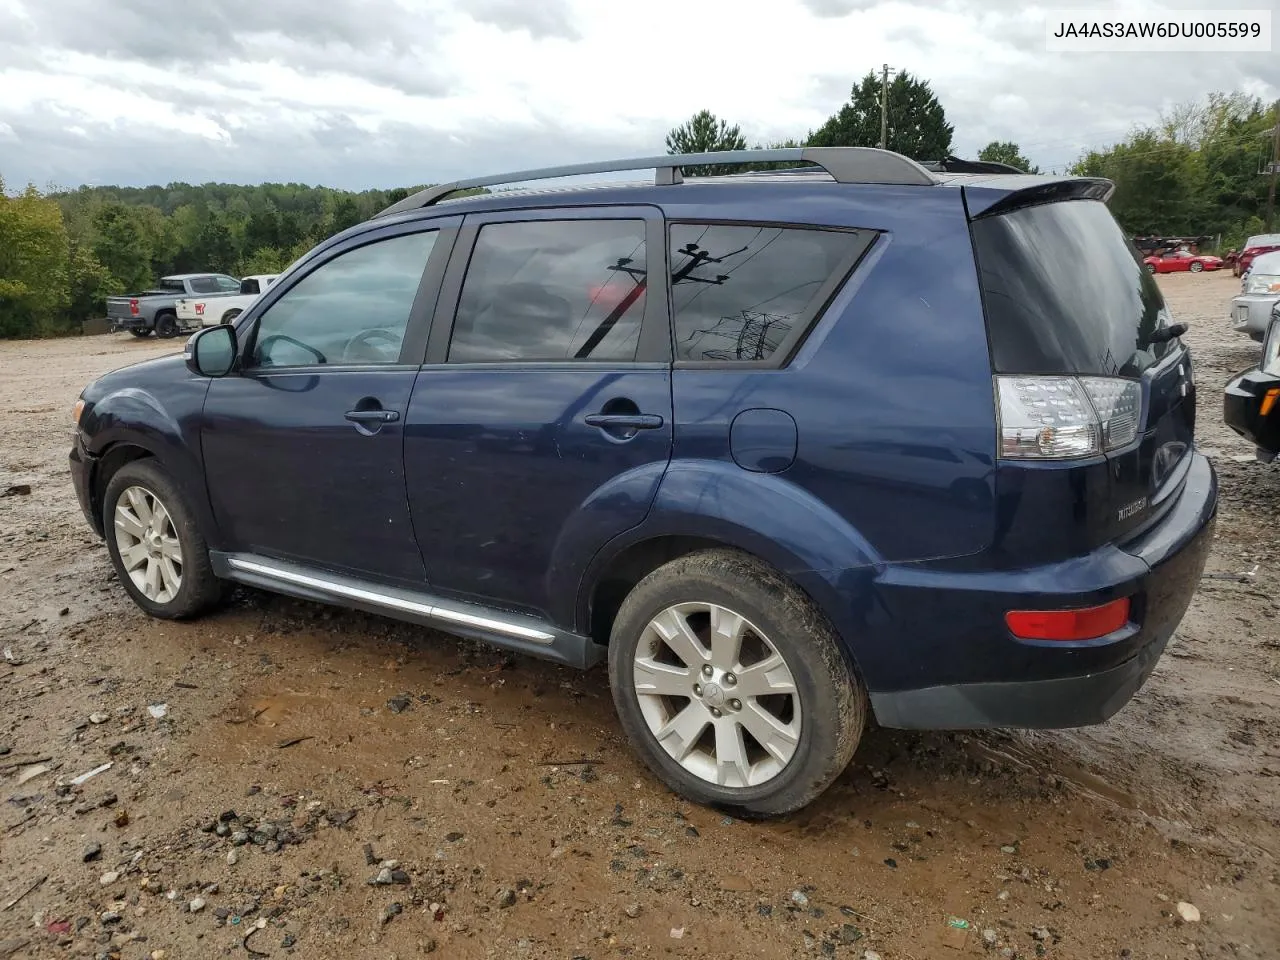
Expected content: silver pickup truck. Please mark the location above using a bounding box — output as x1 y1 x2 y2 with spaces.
106 273 241 338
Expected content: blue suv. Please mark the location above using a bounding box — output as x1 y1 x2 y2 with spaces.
69 148 1217 816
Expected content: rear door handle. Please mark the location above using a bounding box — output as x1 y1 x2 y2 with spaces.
344 409 400 424
584 413 664 430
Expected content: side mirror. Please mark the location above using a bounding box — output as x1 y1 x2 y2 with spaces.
185 325 238 377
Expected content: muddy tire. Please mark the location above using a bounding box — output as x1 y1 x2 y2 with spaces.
102 460 226 620
608 549 866 817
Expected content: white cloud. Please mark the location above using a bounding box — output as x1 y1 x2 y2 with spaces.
0 0 1276 188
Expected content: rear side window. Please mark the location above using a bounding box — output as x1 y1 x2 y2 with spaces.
972 199 1175 376
188 277 221 294
241 279 261 295
668 224 869 363
449 220 647 363
159 279 185 292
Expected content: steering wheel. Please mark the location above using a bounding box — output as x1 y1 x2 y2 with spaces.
255 334 326 366
342 329 402 364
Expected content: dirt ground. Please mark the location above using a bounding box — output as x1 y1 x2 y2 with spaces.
1 271 1277 960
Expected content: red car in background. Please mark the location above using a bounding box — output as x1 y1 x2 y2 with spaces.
1235 234 1280 278
1143 250 1224 274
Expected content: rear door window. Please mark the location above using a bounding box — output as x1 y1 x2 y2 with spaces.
448 219 647 362
668 224 871 363
188 277 221 294
971 199 1175 376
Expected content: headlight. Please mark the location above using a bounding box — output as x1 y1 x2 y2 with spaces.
1262 314 1280 377
72 398 85 426
1246 273 1280 295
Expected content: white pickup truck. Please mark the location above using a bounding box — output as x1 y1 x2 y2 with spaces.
176 274 279 327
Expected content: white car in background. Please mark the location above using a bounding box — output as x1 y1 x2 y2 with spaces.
1230 251 1280 342
176 274 279 327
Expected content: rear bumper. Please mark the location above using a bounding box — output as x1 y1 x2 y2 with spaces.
869 453 1217 729
110 316 146 331
1224 367 1280 456
1230 294 1279 341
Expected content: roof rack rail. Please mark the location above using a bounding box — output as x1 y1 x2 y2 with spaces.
373 147 937 219
920 156 1029 174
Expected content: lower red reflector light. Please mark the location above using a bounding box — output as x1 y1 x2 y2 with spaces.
1005 598 1131 641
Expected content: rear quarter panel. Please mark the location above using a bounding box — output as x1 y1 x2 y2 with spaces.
653 183 998 565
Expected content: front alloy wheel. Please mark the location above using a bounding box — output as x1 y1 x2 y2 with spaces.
634 602 801 788
113 485 183 603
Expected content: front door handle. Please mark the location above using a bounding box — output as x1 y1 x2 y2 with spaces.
584 413 664 430
344 409 400 424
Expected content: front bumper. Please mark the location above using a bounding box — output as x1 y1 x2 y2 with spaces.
1230 293 1280 341
69 434 102 536
1224 367 1280 456
870 453 1217 730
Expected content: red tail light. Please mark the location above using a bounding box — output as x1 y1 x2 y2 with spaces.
129 298 139 316
1005 598 1131 642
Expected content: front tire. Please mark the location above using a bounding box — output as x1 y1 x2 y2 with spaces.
608 549 866 817
103 460 226 620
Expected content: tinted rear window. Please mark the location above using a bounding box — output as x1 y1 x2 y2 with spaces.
669 224 869 362
972 199 1174 376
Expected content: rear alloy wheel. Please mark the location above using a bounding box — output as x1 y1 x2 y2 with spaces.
1146 263 1157 274
1189 261 1204 273
609 549 866 816
633 601 802 787
154 313 179 338
103 460 226 619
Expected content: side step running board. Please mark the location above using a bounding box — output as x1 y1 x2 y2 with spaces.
210 553 605 669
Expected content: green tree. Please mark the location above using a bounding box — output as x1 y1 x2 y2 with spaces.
327 195 363 236
67 238 113 329
977 140 1040 173
665 110 749 175
239 246 288 275
196 217 237 273
91 203 153 293
1072 131 1206 235
0 179 72 337
809 70 953 160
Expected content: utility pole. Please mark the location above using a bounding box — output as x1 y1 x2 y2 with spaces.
878 64 896 150
1266 101 1280 232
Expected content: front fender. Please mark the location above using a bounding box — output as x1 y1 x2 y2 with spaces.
572 460 886 676
82 382 220 548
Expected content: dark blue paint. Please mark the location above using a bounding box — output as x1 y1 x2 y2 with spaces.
403 366 673 616
202 367 427 584
729 409 797 473
70 172 1219 728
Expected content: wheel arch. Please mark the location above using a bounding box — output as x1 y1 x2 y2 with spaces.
574 465 885 686
91 442 156 533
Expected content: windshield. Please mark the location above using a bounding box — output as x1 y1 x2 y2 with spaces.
972 199 1174 377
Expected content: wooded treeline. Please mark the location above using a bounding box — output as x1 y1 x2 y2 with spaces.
2 74 1276 339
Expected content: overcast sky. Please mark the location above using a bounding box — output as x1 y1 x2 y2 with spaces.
0 0 1277 191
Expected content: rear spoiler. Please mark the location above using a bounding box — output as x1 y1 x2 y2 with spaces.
959 176 1114 219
